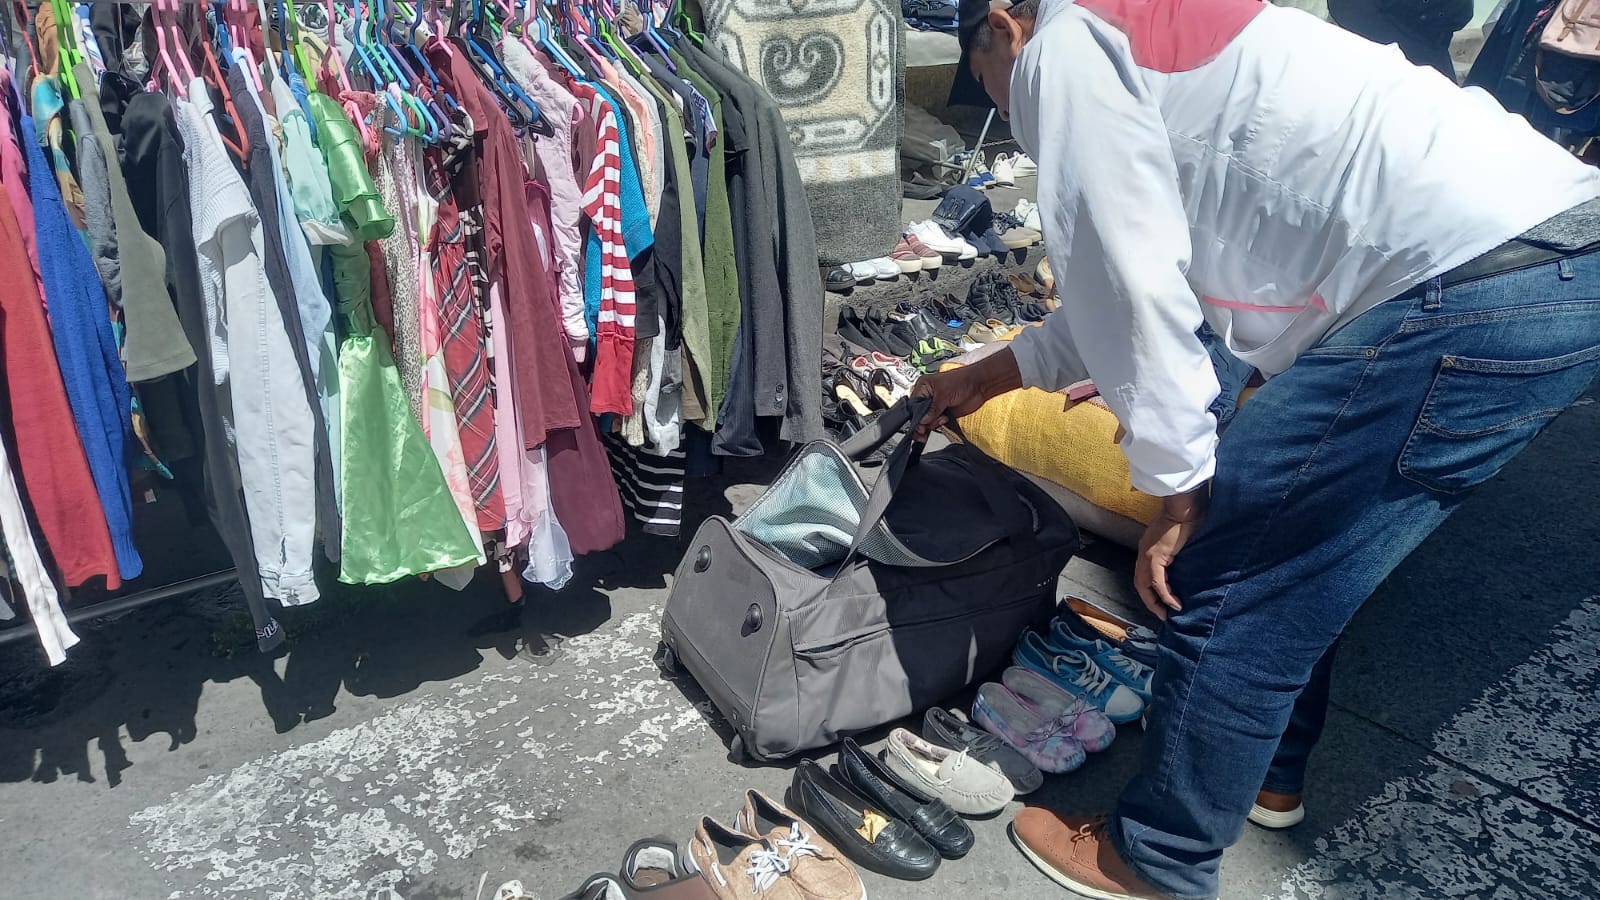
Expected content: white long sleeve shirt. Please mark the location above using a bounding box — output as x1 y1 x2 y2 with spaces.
1007 0 1600 496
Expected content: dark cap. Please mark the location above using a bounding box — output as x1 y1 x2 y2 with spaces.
949 0 1012 108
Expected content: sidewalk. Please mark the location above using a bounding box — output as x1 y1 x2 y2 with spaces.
0 392 1595 900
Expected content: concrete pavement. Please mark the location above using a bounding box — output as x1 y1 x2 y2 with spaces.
0 393 1596 900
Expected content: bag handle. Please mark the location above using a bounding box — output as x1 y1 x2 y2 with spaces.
832 396 931 573
833 398 1043 573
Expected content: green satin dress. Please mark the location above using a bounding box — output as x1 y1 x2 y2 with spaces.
312 94 480 584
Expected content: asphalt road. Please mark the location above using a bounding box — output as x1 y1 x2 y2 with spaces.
1 392 1596 900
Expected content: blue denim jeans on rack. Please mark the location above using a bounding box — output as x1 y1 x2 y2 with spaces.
1110 253 1600 899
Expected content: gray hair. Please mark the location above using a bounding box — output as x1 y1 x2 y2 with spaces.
970 0 1040 52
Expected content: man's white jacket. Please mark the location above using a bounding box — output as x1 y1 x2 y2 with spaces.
1007 0 1600 495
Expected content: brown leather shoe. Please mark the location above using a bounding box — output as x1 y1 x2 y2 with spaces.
1011 809 1167 899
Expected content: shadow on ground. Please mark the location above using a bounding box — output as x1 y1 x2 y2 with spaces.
0 455 782 789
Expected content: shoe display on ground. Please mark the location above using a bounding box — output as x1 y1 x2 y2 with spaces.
840 261 878 284
1011 810 1166 900
1248 789 1307 830
999 225 1042 249
838 738 976 860
557 873 631 900
788 758 941 881
881 727 1015 817
967 319 1009 344
1014 632 1146 724
908 221 969 260
1003 151 1037 178
890 237 925 274
1013 198 1043 231
869 351 921 390
923 706 1045 795
1049 615 1155 703
990 153 1018 187
902 232 944 270
687 816 807 900
1002 666 1117 753
619 838 718 898
733 789 867 900
971 680 1088 775
825 267 855 294
1035 255 1054 291
869 257 900 280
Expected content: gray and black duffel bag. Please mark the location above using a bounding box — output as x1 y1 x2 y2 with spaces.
660 397 1080 761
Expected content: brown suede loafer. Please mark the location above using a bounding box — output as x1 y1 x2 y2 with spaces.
1011 809 1168 899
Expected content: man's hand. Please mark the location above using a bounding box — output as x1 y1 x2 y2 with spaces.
909 348 1024 441
1134 488 1208 620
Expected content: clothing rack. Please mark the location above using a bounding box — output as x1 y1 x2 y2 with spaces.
0 569 237 648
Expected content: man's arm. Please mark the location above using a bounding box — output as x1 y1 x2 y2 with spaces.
1007 14 1222 498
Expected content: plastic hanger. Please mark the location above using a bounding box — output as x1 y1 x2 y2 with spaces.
229 0 266 92
399 0 461 114
48 0 80 97
458 0 546 131
350 0 411 137
532 0 582 77
321 0 377 151
374 0 445 141
152 0 197 98
195 0 251 160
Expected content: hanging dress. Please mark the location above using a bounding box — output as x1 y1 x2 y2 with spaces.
311 93 481 584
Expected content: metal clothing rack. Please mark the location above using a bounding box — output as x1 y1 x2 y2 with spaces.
0 570 238 648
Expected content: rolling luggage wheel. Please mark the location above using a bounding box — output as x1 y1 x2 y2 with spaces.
654 641 680 676
728 735 749 764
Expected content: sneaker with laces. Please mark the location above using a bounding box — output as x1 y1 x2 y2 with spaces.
1013 631 1146 724
687 817 807 899
1011 811 1166 900
734 790 866 900
990 153 1018 187
1013 198 1043 231
1047 616 1155 703
1009 151 1038 177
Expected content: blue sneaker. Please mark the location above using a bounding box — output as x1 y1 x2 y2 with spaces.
1048 617 1155 704
1013 632 1145 724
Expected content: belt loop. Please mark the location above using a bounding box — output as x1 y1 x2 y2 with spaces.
1421 276 1443 312
1559 257 1576 281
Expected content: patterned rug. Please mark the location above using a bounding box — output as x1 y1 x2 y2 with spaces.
701 0 905 266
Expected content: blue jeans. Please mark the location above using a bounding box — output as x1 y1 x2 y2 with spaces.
1111 253 1600 899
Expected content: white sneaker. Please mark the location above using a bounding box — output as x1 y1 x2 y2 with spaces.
955 236 979 261
910 221 969 260
991 153 1018 187
868 257 900 280
1013 198 1043 231
1248 801 1306 830
1009 152 1038 178
842 261 877 283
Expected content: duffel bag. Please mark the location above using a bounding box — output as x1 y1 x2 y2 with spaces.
659 397 1080 762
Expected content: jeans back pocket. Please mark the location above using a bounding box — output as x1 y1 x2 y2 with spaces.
1399 346 1600 495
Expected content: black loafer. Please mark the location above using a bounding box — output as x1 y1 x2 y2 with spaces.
838 738 975 859
788 758 940 881
924 706 1045 795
